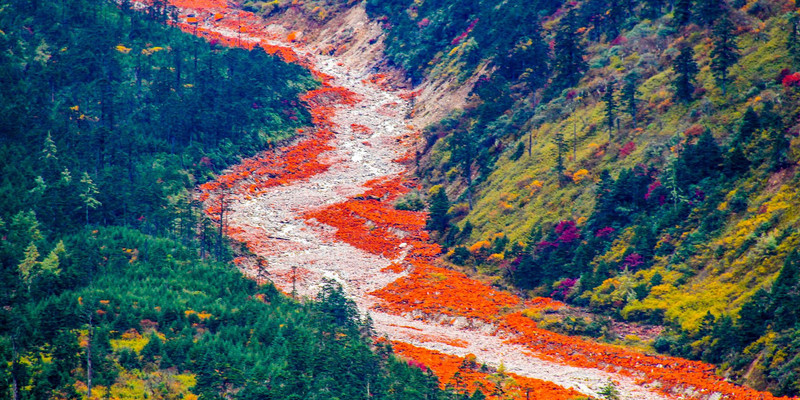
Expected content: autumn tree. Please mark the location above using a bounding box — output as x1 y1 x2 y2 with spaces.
710 14 739 93
672 44 699 102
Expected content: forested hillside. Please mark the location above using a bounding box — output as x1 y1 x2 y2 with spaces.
0 0 453 398
358 0 800 395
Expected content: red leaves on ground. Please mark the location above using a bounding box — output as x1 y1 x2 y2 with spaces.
501 313 794 400
391 341 584 400
371 260 519 322
350 123 373 135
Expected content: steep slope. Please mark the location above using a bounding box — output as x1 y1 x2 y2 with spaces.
180 0 798 398
352 0 800 396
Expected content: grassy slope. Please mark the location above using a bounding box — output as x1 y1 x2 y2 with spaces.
444 6 797 330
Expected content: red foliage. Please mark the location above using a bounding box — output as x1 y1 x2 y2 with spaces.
782 72 800 88
645 180 662 200
623 253 644 269
391 342 584 400
619 141 636 158
450 18 479 45
595 226 615 238
501 313 794 400
555 220 579 244
610 35 627 46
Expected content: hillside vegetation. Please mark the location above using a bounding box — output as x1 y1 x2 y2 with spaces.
0 0 456 398
361 0 800 395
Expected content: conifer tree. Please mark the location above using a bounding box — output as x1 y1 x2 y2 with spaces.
603 81 616 139
673 0 692 26
789 12 800 67
551 9 587 93
786 12 800 68
710 14 739 93
693 0 723 27
553 131 567 176
79 172 101 225
427 186 451 232
771 250 800 331
672 44 699 102
643 0 667 19
622 74 639 128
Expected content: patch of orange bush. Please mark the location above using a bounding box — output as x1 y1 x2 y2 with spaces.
391 342 584 399
501 312 793 400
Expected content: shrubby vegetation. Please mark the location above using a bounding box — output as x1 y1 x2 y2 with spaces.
0 0 452 398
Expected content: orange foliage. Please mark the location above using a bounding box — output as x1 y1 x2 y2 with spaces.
371 260 519 322
391 342 584 400
350 123 373 135
404 333 469 348
501 313 794 400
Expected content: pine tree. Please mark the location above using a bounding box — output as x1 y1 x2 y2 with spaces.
79 172 101 226
673 0 692 26
672 44 699 102
606 0 628 39
17 242 40 290
642 0 667 19
693 0 723 27
553 131 566 176
426 186 451 232
771 250 800 331
603 81 616 139
789 12 800 67
710 14 739 93
725 107 759 174
499 23 550 90
551 9 587 93
622 74 639 128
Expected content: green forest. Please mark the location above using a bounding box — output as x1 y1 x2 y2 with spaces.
361 0 800 395
0 0 456 398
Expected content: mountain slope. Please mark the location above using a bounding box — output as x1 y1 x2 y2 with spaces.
353 0 800 395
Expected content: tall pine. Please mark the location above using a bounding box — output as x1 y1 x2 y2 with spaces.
789 12 800 67
693 0 723 27
710 14 739 93
672 44 699 102
603 81 616 139
673 0 692 26
771 250 800 331
622 74 639 128
551 8 587 94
